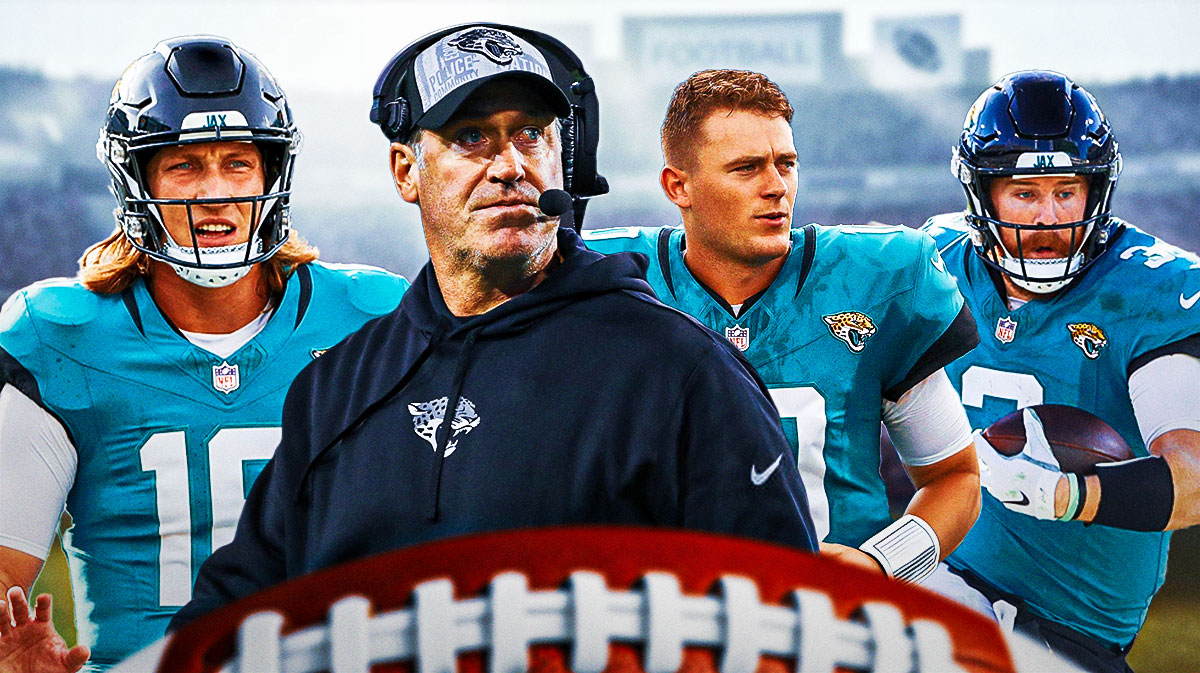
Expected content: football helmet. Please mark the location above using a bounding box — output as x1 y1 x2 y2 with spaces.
97 36 301 287
951 70 1121 294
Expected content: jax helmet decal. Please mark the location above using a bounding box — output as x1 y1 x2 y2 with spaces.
950 70 1121 294
97 35 302 287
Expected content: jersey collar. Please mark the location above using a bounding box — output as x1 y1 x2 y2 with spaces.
125 268 307 399
661 225 815 322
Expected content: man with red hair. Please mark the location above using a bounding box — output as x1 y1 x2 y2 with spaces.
587 69 981 583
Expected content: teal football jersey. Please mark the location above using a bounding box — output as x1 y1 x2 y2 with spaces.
925 213 1200 648
585 224 972 546
0 263 407 670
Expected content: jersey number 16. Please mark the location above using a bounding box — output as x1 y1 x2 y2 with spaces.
139 427 279 607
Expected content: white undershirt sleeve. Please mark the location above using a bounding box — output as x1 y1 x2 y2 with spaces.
0 383 77 560
1129 354 1200 447
882 368 973 467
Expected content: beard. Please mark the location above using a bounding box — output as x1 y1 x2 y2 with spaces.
1005 225 1087 259
453 219 559 295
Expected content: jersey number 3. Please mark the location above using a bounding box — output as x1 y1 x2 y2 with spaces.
768 387 830 540
139 427 279 606
960 366 1044 410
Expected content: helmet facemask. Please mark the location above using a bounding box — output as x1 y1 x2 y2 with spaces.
953 71 1122 295
98 36 301 288
955 153 1120 294
118 135 295 287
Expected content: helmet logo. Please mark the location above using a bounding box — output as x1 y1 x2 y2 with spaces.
964 102 979 129
448 28 524 65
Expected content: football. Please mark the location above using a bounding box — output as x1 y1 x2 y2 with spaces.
119 527 1038 673
981 404 1134 474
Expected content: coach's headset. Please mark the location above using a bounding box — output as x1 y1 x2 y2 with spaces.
369 23 609 228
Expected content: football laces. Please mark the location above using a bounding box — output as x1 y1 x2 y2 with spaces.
223 570 964 673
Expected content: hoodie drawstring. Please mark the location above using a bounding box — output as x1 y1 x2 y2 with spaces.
296 320 449 507
425 328 479 521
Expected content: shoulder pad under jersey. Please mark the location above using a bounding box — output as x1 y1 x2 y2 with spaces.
581 226 662 256
307 262 408 316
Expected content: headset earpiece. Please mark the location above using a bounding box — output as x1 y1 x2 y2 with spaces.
383 99 410 142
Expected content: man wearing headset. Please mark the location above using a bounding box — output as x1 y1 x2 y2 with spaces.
169 24 817 630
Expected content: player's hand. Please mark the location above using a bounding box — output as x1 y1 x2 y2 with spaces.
819 542 885 575
974 409 1064 520
0 586 90 673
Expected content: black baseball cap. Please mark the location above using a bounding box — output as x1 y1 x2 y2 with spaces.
403 26 571 130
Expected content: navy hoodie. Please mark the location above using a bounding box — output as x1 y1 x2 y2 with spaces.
172 228 816 628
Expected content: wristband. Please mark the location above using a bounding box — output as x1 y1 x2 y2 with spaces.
1093 456 1174 531
1057 473 1082 521
858 514 940 584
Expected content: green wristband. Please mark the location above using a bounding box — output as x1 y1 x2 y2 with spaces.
1057 472 1081 521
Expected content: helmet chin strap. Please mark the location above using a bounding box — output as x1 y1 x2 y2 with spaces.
998 253 1084 294
162 237 264 288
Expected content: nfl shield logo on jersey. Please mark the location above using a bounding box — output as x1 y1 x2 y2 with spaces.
212 361 240 394
994 316 1017 344
725 324 751 351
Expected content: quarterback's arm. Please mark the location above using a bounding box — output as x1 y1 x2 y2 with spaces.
0 549 41 599
823 369 977 581
825 369 984 580
987 353 1200 530
1147 429 1200 529
885 369 980 556
0 384 89 671
0 384 76 593
1061 353 1200 530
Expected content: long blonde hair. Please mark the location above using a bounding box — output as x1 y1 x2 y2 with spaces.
78 228 319 297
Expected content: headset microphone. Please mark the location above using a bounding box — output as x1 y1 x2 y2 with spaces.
537 189 574 219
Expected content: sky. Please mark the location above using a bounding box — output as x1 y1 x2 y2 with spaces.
4 0 1200 97
5 0 1199 278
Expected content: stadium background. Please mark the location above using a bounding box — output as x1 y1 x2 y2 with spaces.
2 1 1197 669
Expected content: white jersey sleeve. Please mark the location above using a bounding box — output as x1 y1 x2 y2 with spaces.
882 368 972 467
1129 354 1200 447
0 383 76 559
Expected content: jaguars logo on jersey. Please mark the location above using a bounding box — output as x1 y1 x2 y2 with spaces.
822 311 877 353
1067 322 1108 359
448 28 523 65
